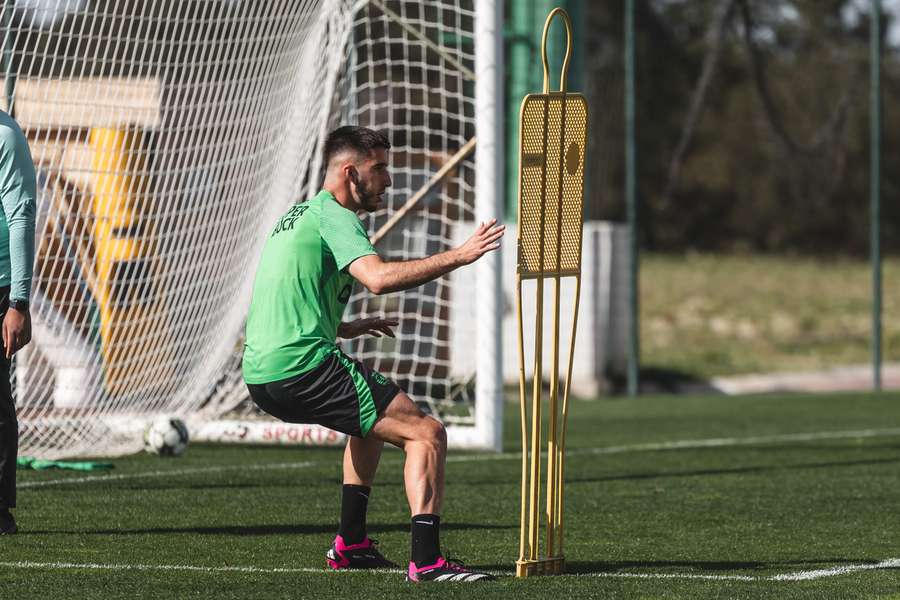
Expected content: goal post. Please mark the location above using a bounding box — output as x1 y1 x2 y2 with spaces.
306 0 505 452
470 0 504 452
8 0 504 458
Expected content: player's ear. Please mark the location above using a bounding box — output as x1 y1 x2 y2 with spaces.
347 165 360 186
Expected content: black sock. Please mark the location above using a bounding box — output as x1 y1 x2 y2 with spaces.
411 513 441 567
338 484 370 544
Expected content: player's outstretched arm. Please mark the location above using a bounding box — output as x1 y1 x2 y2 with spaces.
349 219 504 295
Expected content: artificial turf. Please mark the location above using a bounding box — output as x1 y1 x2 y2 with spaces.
3 391 900 599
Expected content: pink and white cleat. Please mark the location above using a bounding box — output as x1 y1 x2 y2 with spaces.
325 535 397 570
407 556 495 582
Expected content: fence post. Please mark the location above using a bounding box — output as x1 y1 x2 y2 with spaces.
870 0 882 391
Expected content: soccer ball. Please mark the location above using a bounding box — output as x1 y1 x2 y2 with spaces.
143 416 190 456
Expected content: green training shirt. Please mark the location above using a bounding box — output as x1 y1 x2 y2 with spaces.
242 190 377 384
0 110 36 301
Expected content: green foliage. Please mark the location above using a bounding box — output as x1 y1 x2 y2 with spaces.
585 1 900 254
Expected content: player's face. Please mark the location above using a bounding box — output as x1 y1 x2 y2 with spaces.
354 148 392 212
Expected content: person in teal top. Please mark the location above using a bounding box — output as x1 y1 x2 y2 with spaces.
243 126 504 582
0 109 37 536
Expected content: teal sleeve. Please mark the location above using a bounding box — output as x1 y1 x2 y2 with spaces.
320 203 377 272
0 122 36 301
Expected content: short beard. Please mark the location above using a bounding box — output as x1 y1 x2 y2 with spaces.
355 178 379 212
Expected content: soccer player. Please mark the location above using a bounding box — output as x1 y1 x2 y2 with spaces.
243 126 503 582
0 109 37 536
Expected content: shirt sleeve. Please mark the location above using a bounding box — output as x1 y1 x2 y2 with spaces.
320 202 377 272
0 122 36 301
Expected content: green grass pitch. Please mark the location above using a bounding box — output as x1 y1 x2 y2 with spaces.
3 392 900 599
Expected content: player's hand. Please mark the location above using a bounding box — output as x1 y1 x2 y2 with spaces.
455 218 505 265
3 306 31 359
338 317 398 339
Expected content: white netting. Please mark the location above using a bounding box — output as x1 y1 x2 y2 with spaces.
335 0 479 422
7 0 495 458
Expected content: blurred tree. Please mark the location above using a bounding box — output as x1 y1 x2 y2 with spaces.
583 0 897 255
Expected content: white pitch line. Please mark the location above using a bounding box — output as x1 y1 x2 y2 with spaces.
577 557 900 582
0 560 395 575
575 427 900 457
18 427 900 490
2 558 898 582
583 572 757 581
445 427 900 464
18 461 316 489
771 558 900 581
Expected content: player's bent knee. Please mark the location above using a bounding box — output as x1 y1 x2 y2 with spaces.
419 416 447 452
408 414 444 446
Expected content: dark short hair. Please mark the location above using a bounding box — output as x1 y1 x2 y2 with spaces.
324 126 391 165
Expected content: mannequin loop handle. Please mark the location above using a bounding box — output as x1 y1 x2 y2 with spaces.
541 8 574 94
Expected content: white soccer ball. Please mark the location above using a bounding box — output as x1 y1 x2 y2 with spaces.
143 416 190 456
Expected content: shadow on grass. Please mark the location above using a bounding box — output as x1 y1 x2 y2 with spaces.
23 522 515 536
607 367 719 395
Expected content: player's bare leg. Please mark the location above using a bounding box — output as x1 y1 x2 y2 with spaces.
326 429 395 570
368 391 446 515
368 392 492 582
343 435 384 487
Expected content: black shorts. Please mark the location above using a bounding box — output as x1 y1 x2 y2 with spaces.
246 349 400 438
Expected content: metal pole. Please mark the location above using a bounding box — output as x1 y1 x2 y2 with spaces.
870 0 882 391
564 0 584 92
507 1 532 219
474 0 504 451
625 0 639 396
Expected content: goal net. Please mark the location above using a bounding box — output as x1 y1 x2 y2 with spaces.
8 0 502 459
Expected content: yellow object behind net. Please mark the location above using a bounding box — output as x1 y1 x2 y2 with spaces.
515 7 588 578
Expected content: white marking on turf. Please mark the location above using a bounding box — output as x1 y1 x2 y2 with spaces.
18 427 900 490
445 427 900 464
771 558 900 581
0 561 400 575
2 559 898 582
578 427 900 456
18 461 316 489
582 557 900 582
584 572 757 581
